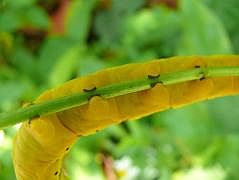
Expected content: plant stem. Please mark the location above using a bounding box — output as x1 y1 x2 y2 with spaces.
1 66 239 129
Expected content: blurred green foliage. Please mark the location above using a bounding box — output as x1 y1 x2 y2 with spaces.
0 0 239 179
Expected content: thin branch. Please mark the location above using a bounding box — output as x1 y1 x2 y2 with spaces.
1 66 239 129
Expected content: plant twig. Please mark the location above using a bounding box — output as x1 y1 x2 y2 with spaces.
1 66 239 129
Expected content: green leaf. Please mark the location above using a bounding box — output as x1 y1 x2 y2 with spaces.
9 46 39 84
4 0 36 9
38 37 75 83
94 0 145 44
177 0 232 55
122 7 181 60
207 96 239 134
154 102 213 154
203 0 239 53
49 46 83 86
66 0 97 43
0 10 21 32
0 32 13 57
0 80 30 111
77 54 107 76
0 2 48 31
22 6 49 29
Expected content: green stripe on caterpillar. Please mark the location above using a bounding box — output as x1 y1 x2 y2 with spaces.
13 55 239 179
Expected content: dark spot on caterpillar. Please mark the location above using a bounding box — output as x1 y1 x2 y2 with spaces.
26 102 37 126
150 82 163 88
200 77 206 81
23 102 36 126
148 74 160 79
199 71 206 81
54 171 58 176
28 120 31 126
66 147 69 151
31 114 40 119
88 94 101 101
83 87 101 101
147 74 163 87
83 86 97 92
28 114 40 125
195 65 201 68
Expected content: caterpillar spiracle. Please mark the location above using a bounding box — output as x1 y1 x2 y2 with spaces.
13 55 239 179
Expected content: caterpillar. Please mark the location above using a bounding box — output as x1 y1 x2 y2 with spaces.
13 55 239 179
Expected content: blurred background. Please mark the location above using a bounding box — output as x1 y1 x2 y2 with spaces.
0 0 239 179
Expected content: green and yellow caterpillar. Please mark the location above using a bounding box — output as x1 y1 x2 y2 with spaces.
13 55 239 179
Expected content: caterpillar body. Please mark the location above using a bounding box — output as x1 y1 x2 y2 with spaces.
13 55 239 179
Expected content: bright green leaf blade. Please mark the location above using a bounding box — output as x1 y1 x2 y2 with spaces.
177 0 232 55
49 46 84 86
66 0 97 43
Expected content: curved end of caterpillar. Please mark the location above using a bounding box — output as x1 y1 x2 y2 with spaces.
13 114 77 180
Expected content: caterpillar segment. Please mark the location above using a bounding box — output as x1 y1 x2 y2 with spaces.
13 55 239 179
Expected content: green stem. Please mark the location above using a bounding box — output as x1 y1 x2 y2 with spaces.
1 66 239 129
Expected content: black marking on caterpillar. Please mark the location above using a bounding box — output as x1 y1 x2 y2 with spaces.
147 74 163 87
83 87 101 100
199 71 206 81
148 74 161 79
88 93 101 101
31 114 40 119
83 86 97 92
66 147 69 151
195 65 201 68
26 102 35 126
54 171 59 176
28 114 40 125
